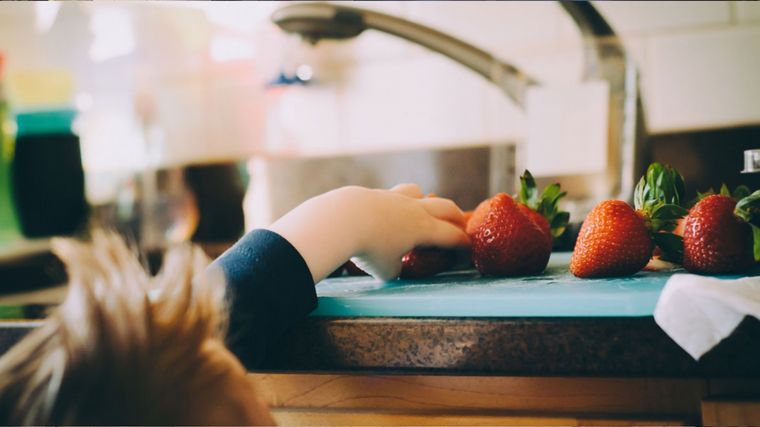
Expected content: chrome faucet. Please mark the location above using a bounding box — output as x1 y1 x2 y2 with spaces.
273 2 536 108
271 2 645 214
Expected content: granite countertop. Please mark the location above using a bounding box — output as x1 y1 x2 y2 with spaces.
261 316 760 376
2 253 760 377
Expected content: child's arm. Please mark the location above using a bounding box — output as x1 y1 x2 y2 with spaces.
268 184 469 282
211 184 468 368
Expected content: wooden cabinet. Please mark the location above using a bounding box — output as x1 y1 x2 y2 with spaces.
702 398 760 426
250 374 711 425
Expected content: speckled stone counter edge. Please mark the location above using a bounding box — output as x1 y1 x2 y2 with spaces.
2 317 759 377
266 316 760 377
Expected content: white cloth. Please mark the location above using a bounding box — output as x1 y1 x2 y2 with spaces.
654 273 760 360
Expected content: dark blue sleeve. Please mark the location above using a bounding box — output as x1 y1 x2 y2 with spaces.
211 229 317 370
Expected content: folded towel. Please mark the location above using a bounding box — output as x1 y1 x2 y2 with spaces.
654 274 760 359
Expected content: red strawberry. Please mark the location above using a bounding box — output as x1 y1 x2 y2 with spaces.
570 200 654 277
683 194 754 274
518 204 550 245
396 193 462 279
466 197 492 236
571 163 688 278
516 170 569 247
400 248 457 279
471 193 551 276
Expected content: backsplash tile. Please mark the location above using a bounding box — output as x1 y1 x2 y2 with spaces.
341 55 490 152
646 25 760 132
594 1 732 35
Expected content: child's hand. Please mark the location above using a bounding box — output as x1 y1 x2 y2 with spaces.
268 184 469 282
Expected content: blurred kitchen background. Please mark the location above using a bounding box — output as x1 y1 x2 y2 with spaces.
1 1 760 287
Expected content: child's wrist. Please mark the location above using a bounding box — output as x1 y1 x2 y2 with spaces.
324 186 375 256
268 186 373 282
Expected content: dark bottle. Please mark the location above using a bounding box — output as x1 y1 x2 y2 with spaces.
12 110 88 237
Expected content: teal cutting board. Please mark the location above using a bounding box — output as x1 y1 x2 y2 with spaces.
313 252 706 318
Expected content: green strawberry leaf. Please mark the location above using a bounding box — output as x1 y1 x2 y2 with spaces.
697 188 715 200
518 170 538 209
736 190 760 263
735 189 760 227
649 204 689 232
752 225 760 262
720 183 731 196
634 175 646 211
733 185 751 199
519 169 570 239
652 232 684 264
651 204 689 220
550 211 570 238
636 163 687 234
674 173 686 206
540 183 563 206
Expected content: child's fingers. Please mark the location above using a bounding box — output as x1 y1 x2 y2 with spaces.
389 183 424 199
420 197 465 227
419 218 470 248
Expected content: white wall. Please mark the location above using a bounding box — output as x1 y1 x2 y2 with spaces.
1 1 758 168
595 1 760 133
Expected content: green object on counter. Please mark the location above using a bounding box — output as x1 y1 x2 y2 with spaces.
0 84 21 244
312 252 749 318
0 306 25 320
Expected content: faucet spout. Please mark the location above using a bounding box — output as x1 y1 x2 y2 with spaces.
272 2 535 108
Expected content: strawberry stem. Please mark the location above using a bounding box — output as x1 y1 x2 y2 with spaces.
690 184 751 207
734 189 760 261
518 170 569 238
635 163 688 261
635 163 687 229
652 232 683 263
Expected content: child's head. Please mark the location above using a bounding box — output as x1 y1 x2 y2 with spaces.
0 232 273 425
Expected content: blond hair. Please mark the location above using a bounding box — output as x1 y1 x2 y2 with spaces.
0 231 263 425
